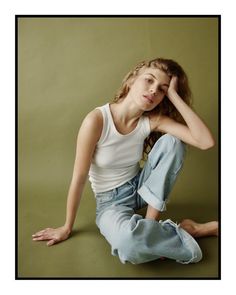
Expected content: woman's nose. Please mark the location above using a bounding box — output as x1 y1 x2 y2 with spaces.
149 88 156 95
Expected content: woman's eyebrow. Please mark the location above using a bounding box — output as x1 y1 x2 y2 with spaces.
145 73 169 87
145 73 157 79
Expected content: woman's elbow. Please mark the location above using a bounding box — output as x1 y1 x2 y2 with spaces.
199 139 215 150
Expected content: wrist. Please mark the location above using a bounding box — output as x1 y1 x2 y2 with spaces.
167 89 177 98
167 90 180 101
63 224 72 235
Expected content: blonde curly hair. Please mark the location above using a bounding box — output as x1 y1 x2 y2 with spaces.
113 58 193 160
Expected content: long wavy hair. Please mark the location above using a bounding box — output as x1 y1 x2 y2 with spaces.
113 58 193 160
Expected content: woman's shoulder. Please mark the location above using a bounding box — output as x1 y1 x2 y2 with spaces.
86 107 103 120
80 108 103 142
83 108 103 129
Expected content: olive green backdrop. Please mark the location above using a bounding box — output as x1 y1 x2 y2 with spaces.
18 17 219 278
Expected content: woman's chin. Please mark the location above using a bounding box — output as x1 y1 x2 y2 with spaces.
138 101 156 112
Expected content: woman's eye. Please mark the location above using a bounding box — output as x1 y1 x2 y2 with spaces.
145 78 153 83
159 88 165 93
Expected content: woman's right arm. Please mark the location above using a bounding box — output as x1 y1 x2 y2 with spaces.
32 109 103 246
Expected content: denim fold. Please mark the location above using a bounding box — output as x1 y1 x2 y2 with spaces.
95 134 202 264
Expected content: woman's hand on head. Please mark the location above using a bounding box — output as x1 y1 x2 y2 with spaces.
167 76 178 98
32 226 71 246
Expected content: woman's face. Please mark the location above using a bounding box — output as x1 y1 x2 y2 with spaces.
127 67 170 111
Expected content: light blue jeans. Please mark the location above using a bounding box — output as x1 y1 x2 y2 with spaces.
95 134 202 264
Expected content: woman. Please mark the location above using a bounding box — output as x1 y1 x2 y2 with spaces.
32 58 218 264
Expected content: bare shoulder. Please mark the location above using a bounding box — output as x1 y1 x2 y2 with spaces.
83 108 103 127
79 108 103 142
72 108 103 178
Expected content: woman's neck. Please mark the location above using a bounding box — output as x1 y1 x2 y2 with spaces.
110 98 144 126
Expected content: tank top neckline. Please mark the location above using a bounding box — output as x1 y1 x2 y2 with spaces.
106 103 142 137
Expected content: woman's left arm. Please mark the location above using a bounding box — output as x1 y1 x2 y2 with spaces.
154 77 215 150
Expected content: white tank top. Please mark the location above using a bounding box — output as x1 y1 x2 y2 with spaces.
88 103 151 194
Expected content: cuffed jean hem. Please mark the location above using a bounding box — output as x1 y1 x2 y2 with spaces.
137 185 166 212
160 219 203 264
176 227 203 264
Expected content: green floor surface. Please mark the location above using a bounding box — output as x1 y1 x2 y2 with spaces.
18 182 219 278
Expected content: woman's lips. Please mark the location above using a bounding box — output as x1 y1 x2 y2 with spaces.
143 95 154 103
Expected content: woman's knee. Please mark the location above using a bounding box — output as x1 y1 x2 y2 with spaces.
149 134 186 159
153 134 186 158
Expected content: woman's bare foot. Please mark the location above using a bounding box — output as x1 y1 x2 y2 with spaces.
179 219 218 238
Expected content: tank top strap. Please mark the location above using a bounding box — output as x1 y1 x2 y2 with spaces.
140 115 151 138
95 103 110 145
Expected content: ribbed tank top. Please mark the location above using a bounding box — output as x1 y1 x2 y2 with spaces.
88 103 151 194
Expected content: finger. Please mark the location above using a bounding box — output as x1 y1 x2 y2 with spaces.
32 236 49 241
32 227 54 237
32 233 43 238
32 231 43 237
32 229 47 237
35 227 53 235
47 239 57 246
32 232 47 238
